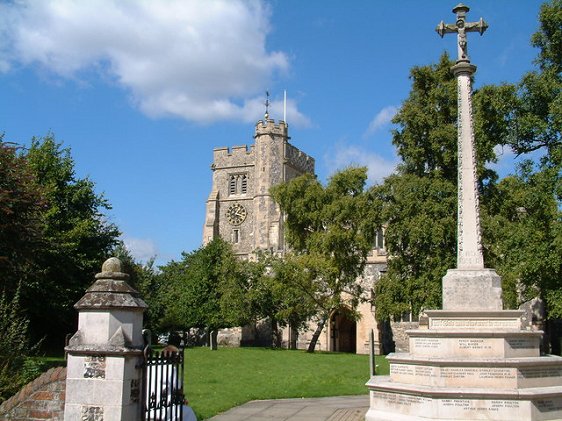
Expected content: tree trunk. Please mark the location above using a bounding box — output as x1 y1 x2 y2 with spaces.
271 318 281 348
307 316 327 353
289 323 297 350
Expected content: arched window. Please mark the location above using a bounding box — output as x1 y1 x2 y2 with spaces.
229 175 237 195
241 175 248 194
228 173 249 195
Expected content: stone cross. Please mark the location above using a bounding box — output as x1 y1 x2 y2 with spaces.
436 3 488 63
437 4 487 270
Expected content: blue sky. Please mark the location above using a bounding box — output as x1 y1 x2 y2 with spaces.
0 0 545 264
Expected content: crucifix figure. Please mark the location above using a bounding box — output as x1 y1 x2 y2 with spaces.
436 3 488 63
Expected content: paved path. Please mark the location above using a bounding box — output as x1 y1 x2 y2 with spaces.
207 395 369 421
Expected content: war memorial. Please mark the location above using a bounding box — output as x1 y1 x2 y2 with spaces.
0 3 560 421
365 4 562 421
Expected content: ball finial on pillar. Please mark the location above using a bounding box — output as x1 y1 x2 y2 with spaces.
102 257 122 273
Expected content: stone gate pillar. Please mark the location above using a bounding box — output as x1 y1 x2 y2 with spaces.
64 257 147 421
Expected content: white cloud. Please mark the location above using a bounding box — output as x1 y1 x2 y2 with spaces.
122 236 159 262
364 105 398 138
324 145 397 185
0 0 304 124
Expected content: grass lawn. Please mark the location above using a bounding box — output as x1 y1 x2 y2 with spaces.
184 347 389 420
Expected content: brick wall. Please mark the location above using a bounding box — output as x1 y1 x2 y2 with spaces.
0 367 66 420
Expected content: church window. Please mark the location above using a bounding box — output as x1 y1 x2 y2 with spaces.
241 175 248 194
229 175 237 195
228 173 249 196
232 229 240 244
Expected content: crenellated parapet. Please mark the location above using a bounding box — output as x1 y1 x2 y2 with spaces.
286 143 315 174
213 145 255 169
254 119 288 140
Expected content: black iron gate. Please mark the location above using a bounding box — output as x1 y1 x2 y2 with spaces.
141 344 185 420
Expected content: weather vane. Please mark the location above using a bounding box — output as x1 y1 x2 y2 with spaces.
264 91 270 120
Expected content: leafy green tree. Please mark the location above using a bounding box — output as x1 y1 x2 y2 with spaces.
480 1 561 330
373 174 457 320
230 252 318 348
266 254 320 347
158 238 245 349
390 54 458 180
271 167 377 351
0 138 45 297
0 287 39 403
480 1 561 332
508 0 561 164
113 243 163 333
484 161 561 316
23 134 120 347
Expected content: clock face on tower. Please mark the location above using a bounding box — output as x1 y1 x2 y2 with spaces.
226 203 247 225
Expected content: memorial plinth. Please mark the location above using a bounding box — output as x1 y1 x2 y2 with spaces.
365 4 562 420
366 309 562 421
365 310 562 421
442 269 503 310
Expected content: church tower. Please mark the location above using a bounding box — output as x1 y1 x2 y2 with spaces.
202 114 387 354
202 117 314 258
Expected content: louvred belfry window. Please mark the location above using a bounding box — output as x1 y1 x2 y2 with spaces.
229 175 237 195
228 174 249 195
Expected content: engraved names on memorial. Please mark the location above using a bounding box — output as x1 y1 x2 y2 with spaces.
429 317 520 330
391 363 518 388
373 392 525 420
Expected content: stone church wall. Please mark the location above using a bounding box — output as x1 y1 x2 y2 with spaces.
285 143 315 175
212 145 254 167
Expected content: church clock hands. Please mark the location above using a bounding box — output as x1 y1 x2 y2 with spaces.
226 203 247 225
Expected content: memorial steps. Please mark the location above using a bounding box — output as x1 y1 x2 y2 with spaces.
366 310 562 420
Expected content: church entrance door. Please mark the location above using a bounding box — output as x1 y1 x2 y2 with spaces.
330 308 356 353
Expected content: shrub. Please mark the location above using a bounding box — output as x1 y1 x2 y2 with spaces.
0 287 40 402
